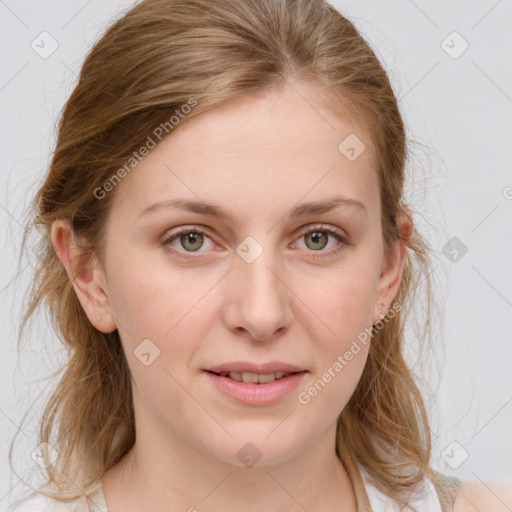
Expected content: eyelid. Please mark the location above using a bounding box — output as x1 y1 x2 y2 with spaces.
161 223 350 260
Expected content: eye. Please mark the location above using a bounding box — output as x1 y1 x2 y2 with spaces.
161 226 216 259
161 224 350 260
294 224 349 259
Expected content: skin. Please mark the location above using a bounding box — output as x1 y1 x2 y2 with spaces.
454 481 512 512
51 80 412 512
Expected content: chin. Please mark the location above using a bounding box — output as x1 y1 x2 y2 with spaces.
201 433 307 469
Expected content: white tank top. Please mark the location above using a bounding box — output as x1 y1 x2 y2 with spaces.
360 468 443 511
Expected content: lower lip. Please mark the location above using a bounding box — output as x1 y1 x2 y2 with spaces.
204 371 307 406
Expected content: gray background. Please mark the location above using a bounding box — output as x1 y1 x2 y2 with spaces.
1 0 511 506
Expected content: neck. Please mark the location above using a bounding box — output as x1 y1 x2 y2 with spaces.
101 402 358 512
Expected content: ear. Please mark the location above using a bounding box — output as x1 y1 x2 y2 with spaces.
372 206 413 324
50 218 117 333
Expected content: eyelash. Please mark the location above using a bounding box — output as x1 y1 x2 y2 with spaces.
161 224 350 261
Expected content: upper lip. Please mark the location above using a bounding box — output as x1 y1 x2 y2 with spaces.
205 362 308 374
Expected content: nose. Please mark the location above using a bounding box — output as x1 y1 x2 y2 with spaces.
222 242 294 342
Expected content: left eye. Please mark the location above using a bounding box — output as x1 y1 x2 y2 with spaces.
161 224 348 259
295 226 346 253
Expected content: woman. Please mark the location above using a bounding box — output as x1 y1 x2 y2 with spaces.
8 0 510 510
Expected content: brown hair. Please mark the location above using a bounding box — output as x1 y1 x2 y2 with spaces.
10 0 441 509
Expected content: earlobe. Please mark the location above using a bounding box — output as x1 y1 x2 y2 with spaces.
50 218 117 333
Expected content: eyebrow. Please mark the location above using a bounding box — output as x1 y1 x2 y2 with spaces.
136 194 367 222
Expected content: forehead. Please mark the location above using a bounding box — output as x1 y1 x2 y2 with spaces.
168 83 374 164
109 82 379 225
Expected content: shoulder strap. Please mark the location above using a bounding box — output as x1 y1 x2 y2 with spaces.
430 471 463 512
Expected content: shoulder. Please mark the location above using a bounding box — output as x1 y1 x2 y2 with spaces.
7 492 89 512
453 480 512 512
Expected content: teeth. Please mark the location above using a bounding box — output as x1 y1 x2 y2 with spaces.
219 371 291 383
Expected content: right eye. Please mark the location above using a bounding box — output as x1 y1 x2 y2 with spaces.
161 226 217 259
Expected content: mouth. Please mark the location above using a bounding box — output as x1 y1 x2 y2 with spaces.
203 369 308 405
205 369 307 384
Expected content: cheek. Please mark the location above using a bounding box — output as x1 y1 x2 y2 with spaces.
107 259 211 416
291 262 377 407
106 248 210 339
106 251 223 390
297 262 378 343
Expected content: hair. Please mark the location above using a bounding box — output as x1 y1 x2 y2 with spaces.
10 0 441 510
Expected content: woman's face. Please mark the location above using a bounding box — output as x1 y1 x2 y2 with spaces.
59 81 407 467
